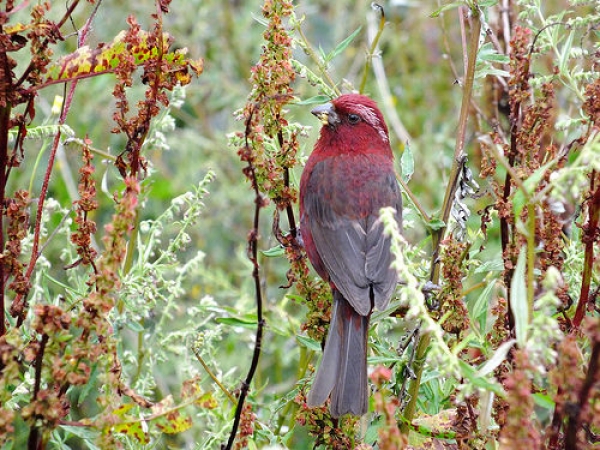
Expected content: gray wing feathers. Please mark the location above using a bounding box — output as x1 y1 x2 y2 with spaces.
308 211 399 316
309 220 372 315
365 216 397 310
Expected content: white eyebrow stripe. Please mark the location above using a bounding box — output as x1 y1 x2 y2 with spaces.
351 104 389 143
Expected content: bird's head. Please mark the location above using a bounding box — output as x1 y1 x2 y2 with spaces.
311 94 390 147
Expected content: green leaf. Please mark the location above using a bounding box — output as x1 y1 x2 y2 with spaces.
364 415 383 445
458 360 505 396
285 294 306 303
59 426 101 448
475 67 510 79
401 143 414 182
294 95 331 106
55 333 73 342
426 218 446 231
475 339 515 377
430 1 465 18
327 27 362 62
216 316 258 328
477 42 510 64
261 245 285 257
111 404 149 444
510 246 529 347
532 392 555 409
559 30 574 74
77 363 100 407
296 334 322 352
113 420 149 444
468 278 496 334
126 320 144 332
474 259 504 273
155 410 193 434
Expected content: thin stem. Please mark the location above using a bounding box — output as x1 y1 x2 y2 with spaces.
295 24 341 96
433 5 481 285
17 112 68 325
395 171 431 223
277 124 297 238
28 333 49 450
15 0 82 88
400 4 481 434
526 203 536 321
359 3 386 94
193 349 236 405
64 137 117 161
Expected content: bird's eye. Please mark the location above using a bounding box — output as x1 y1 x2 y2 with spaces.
347 113 360 124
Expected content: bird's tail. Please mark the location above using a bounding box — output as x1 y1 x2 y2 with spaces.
307 290 369 417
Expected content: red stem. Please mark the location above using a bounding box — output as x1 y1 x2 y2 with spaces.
573 171 600 328
15 83 78 325
0 105 9 338
12 0 104 324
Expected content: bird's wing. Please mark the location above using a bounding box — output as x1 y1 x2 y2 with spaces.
303 155 402 315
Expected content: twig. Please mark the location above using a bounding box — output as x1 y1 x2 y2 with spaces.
434 4 481 283
501 0 511 55
64 137 117 161
193 349 237 405
14 0 82 88
396 171 431 223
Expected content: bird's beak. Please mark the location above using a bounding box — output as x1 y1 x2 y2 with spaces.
311 102 340 127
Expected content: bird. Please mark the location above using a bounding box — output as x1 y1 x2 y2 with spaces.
299 93 402 417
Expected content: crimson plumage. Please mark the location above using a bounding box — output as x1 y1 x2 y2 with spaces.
299 94 402 417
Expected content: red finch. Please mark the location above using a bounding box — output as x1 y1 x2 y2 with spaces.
299 94 402 417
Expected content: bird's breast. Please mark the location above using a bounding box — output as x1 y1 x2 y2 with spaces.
307 152 397 221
